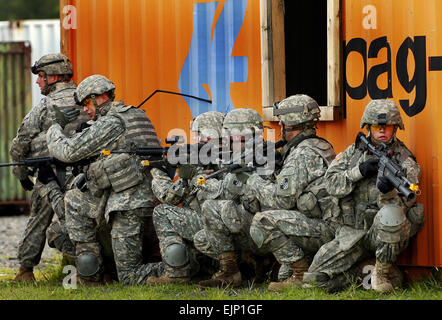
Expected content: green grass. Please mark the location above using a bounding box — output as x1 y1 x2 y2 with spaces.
0 264 440 300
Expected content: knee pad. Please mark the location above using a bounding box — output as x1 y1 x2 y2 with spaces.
375 204 409 244
77 254 100 277
249 225 265 248
378 204 406 227
163 243 189 268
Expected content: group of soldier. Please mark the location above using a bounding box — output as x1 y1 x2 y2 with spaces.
7 53 425 294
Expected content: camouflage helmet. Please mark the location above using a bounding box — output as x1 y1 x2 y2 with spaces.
273 94 321 127
223 108 263 132
74 75 116 104
31 53 73 76
191 111 225 139
360 99 404 130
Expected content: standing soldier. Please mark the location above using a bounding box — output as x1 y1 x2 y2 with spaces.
244 95 342 292
146 111 225 285
9 53 88 282
305 99 424 293
46 74 162 285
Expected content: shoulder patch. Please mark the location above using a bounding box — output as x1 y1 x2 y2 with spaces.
279 177 289 190
335 152 344 161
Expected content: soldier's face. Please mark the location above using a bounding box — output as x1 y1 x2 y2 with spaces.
36 72 59 92
82 98 96 119
370 124 395 143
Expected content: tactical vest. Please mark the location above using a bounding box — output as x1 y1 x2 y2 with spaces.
88 103 161 194
29 82 88 158
346 137 417 230
280 129 334 163
107 103 161 150
283 132 339 223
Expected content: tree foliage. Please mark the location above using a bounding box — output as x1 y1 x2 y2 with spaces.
0 0 59 21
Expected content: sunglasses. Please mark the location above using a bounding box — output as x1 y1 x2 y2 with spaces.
81 97 93 107
370 124 394 132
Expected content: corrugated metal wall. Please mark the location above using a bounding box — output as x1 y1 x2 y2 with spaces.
60 0 262 143
0 42 32 203
60 0 441 266
335 0 442 267
0 19 61 106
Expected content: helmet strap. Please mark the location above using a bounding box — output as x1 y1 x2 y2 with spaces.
91 95 113 120
41 73 64 96
41 72 53 95
282 121 317 141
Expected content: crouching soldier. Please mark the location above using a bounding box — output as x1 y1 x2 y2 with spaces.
146 111 225 285
305 99 424 293
46 74 162 285
244 95 342 291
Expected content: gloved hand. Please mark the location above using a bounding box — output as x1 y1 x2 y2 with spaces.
177 164 198 180
231 165 254 184
355 132 367 150
37 166 57 185
359 158 379 178
240 185 261 213
76 121 91 133
20 177 34 191
75 173 88 192
53 105 80 129
376 176 394 194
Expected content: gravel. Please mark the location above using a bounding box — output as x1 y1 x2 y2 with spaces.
0 215 61 270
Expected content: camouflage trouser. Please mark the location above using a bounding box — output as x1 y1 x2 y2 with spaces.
193 200 266 259
46 219 76 259
41 178 75 260
17 173 79 268
249 209 337 265
306 209 419 291
152 204 207 278
46 217 114 272
65 187 162 285
110 208 164 285
17 182 55 268
65 188 107 281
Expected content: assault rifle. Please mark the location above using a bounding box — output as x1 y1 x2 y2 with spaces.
356 132 420 201
0 156 97 189
101 136 225 179
101 136 182 179
197 139 286 185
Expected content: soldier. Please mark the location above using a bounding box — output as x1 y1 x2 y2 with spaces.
46 74 162 285
244 95 342 292
146 111 225 285
9 53 88 282
195 108 276 289
304 99 424 293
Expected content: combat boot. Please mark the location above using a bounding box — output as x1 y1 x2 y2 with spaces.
13 266 36 283
267 258 309 292
198 252 242 288
371 261 394 293
146 276 191 286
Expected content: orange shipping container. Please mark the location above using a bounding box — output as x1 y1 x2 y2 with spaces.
60 0 441 267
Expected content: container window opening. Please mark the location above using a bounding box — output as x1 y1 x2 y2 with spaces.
284 0 327 106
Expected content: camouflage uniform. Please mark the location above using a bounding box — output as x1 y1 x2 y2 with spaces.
244 95 341 291
47 75 162 285
195 108 276 288
9 54 88 278
147 111 225 284
305 99 425 293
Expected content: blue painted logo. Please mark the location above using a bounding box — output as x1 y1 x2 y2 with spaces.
179 0 248 118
